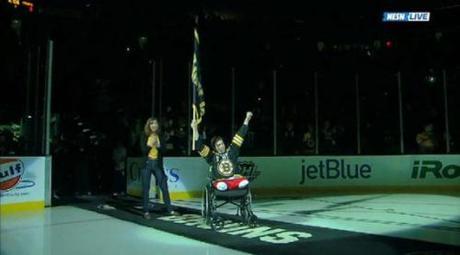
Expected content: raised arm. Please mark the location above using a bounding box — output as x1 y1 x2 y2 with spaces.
243 111 253 126
230 112 253 152
191 120 212 163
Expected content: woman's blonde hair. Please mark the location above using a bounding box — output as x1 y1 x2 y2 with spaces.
144 117 159 137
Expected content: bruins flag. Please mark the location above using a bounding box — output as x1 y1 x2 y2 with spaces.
192 28 205 125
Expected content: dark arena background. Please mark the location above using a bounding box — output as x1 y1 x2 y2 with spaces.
1 1 459 255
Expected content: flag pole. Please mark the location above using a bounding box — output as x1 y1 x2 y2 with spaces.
192 18 198 151
187 61 192 155
192 95 197 151
191 16 203 152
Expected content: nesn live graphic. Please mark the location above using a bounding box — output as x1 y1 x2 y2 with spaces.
383 12 430 22
0 158 35 192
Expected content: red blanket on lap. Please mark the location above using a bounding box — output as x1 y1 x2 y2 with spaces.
212 175 249 191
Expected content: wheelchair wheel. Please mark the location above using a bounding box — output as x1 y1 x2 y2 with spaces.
210 216 225 231
248 214 258 227
202 186 212 225
203 186 219 226
241 190 257 227
201 187 208 218
240 205 249 224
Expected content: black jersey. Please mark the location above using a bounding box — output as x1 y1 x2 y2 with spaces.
195 124 248 179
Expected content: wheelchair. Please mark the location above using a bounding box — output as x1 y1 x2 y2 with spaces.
201 161 260 230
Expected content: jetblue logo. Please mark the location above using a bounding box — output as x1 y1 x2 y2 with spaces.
383 12 430 22
299 159 372 184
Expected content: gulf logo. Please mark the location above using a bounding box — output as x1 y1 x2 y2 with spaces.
0 158 25 192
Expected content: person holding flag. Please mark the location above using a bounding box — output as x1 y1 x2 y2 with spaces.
191 112 253 191
190 22 254 191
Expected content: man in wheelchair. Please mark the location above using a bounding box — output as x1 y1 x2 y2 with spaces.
191 112 257 229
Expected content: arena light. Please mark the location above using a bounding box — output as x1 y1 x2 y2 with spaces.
382 12 430 22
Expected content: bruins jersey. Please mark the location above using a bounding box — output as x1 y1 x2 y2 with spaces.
195 124 248 179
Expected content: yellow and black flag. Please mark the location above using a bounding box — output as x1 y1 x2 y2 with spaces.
192 28 205 125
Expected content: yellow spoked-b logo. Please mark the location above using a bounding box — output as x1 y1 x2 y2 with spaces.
217 159 234 177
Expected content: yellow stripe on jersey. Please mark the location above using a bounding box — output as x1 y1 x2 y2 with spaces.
232 135 244 146
232 137 242 145
232 137 243 144
232 141 242 147
235 135 244 142
199 145 210 157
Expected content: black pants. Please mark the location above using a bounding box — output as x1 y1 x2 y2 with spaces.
142 159 171 213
